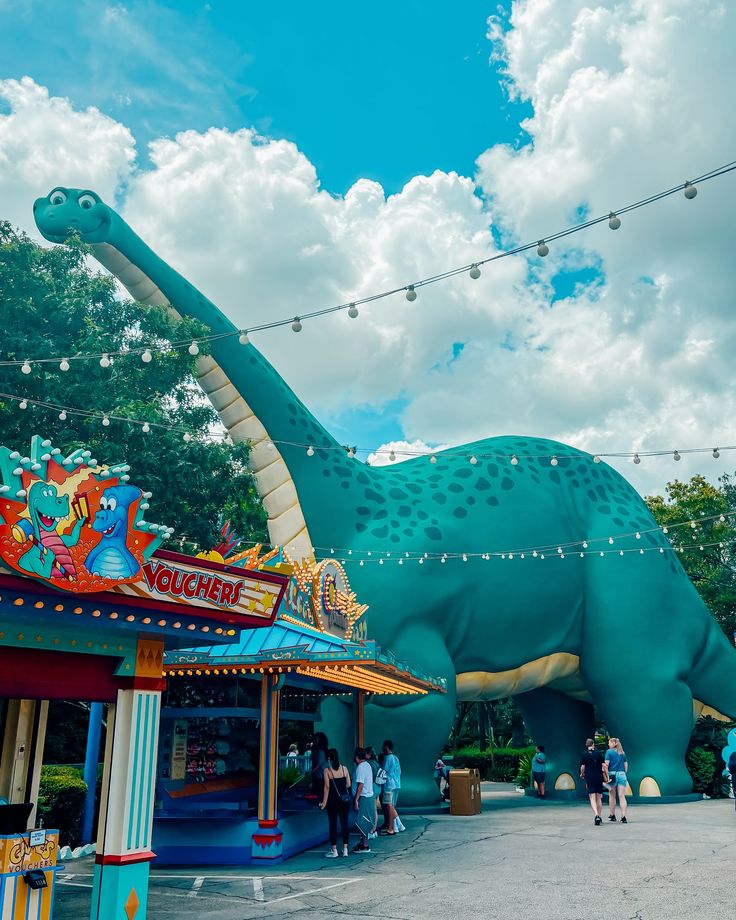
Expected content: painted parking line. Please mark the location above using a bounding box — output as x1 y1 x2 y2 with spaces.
264 879 360 904
252 878 265 901
187 877 205 898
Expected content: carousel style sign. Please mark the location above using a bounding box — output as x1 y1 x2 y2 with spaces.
0 434 167 592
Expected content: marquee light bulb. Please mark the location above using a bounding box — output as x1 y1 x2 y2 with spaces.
608 212 621 230
469 264 481 280
188 340 200 355
405 285 417 302
239 330 249 345
60 357 70 372
537 240 549 257
307 445 314 457
291 317 302 332
100 353 111 368
21 360 32 374
713 447 720 459
348 303 359 318
684 182 697 199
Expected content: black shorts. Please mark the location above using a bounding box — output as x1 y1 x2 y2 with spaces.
532 771 545 784
586 780 604 795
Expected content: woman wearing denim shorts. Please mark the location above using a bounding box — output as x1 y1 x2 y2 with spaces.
605 737 629 823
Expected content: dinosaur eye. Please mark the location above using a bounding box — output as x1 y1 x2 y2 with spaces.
49 189 67 206
99 496 108 510
107 497 117 512
78 193 97 210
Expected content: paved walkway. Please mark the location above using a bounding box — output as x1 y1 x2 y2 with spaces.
56 784 735 919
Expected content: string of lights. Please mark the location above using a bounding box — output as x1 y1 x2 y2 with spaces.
3 159 735 374
1 391 734 467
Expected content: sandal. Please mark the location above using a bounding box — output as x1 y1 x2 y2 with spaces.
378 829 396 836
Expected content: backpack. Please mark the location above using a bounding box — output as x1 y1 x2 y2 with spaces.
374 767 388 786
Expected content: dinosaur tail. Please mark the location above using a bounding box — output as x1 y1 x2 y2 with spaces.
688 617 736 720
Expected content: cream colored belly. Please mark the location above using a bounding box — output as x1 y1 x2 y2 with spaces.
456 653 591 702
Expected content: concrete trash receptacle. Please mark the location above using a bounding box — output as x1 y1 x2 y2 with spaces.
449 768 482 815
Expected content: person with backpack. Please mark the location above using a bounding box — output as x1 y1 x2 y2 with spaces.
319 748 352 858
352 747 375 853
380 739 405 835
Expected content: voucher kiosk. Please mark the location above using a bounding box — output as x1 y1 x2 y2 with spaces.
0 436 287 920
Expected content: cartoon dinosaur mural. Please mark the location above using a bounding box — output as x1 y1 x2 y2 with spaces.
35 187 736 803
18 480 85 580
84 485 143 578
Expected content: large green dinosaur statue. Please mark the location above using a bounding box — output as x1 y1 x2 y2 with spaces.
34 187 736 802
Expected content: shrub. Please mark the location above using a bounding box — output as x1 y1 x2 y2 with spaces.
37 765 88 847
515 753 532 788
452 745 536 781
278 766 304 788
686 747 715 794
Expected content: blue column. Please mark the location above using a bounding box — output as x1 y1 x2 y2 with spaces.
82 702 104 845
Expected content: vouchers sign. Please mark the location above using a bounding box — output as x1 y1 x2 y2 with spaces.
109 550 285 627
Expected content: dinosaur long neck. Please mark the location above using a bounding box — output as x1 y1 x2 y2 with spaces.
92 212 354 560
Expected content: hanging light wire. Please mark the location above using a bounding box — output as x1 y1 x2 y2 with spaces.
2 160 735 371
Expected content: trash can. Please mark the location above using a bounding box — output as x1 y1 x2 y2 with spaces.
449 768 482 815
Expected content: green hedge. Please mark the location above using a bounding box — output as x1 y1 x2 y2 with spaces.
451 745 536 782
37 765 88 847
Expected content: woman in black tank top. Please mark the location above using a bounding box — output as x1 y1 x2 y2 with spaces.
319 747 352 857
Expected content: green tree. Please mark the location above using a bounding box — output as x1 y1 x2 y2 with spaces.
646 475 736 639
0 222 267 551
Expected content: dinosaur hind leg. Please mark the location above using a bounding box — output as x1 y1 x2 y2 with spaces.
515 687 594 796
687 620 736 720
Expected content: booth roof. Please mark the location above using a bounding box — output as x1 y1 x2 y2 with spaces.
164 618 447 696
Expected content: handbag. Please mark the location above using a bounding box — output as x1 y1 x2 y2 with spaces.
328 768 351 804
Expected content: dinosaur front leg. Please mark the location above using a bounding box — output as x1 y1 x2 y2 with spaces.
515 687 594 796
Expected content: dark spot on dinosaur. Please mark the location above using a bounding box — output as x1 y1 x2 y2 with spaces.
374 509 388 520
417 510 428 520
612 518 624 527
372 525 389 538
424 526 442 540
549 470 560 484
389 488 407 500
289 418 296 426
448 483 463 494
475 478 491 491
467 496 476 505
428 474 442 483
597 505 611 515
364 489 385 504
432 493 447 505
397 506 411 517
406 483 421 494
587 490 597 502
486 496 499 506
453 468 472 479
501 477 514 491
322 469 331 478
403 528 413 536
335 467 351 478
453 507 468 518
300 418 308 426
390 534 400 543
596 486 607 500
355 522 367 533
357 506 370 516
356 472 370 485
487 464 499 478
341 481 349 489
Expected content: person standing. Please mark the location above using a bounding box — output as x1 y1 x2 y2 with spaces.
365 746 381 838
605 737 629 823
532 745 547 798
380 739 405 834
579 739 607 825
729 750 736 810
352 747 375 853
319 748 351 858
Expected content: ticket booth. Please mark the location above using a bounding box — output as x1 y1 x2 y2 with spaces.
0 435 287 920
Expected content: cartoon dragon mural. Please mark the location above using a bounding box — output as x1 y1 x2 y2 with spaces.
18 480 85 580
34 187 736 803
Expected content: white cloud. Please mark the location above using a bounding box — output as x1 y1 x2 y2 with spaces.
3 0 736 502
0 77 135 228
367 439 450 467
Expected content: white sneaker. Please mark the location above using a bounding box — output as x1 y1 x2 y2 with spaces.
325 850 338 858
395 820 406 832
368 831 378 839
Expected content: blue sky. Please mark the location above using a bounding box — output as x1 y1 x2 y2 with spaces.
0 0 527 195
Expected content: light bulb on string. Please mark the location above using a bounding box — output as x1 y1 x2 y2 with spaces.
510 455 519 466
469 455 477 465
239 331 249 345
673 450 681 461
537 240 549 257
636 532 641 539
593 455 601 464
405 285 417 302
19 399 27 410
348 303 359 319
532 550 538 558
429 454 437 464
469 264 481 280
60 358 70 372
418 558 424 565
102 415 110 427
291 317 302 333
141 348 152 363
347 446 356 459
188 340 200 356
713 448 720 459
183 432 192 442
684 181 697 199
582 541 588 549
608 212 621 230
608 537 614 544
59 410 67 421
142 422 150 433
580 552 584 558
550 455 558 466
619 550 624 556
21 360 32 375
389 450 396 462
307 445 314 457
100 354 111 368
462 554 468 562
633 454 641 464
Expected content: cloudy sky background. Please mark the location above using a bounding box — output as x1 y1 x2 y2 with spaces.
1 0 735 497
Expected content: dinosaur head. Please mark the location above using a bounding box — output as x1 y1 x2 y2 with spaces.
92 485 141 539
27 482 70 532
33 187 112 244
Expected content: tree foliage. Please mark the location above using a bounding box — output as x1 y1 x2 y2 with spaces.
0 222 267 551
646 474 736 639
